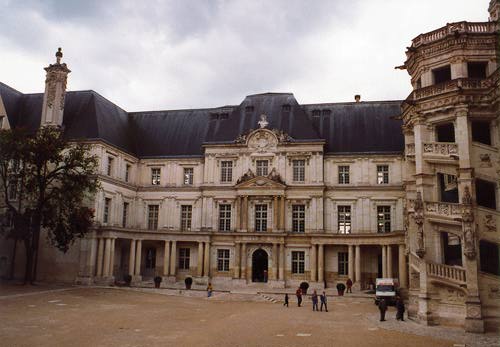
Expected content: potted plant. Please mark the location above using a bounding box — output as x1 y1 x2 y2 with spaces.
300 282 309 295
154 276 162 288
336 282 346 296
184 277 193 290
124 274 132 286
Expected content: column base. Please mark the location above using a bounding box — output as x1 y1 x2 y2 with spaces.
131 275 142 285
417 294 436 326
74 276 94 286
465 298 484 333
353 282 362 291
94 276 115 286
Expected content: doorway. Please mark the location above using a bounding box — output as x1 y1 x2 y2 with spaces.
144 247 156 278
252 249 268 282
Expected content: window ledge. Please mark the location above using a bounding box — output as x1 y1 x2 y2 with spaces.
472 141 498 152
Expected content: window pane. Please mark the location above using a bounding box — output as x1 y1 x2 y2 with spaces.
377 206 391 233
292 160 305 182
255 204 268 232
184 168 194 185
219 204 231 231
148 205 159 230
181 205 192 230
338 166 350 184
220 161 233 182
256 160 269 176
338 206 351 234
292 205 305 233
151 168 161 185
377 165 389 184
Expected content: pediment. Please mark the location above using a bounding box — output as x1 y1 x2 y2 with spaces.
236 176 286 189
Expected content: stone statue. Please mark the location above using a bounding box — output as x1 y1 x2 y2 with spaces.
258 114 269 128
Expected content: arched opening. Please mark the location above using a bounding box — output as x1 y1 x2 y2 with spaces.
252 249 268 283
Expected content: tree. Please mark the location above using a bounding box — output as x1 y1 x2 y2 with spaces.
0 126 99 284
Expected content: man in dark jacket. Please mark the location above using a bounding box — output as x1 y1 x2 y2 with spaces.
396 296 405 321
378 298 387 321
296 288 302 307
312 290 319 311
320 292 328 312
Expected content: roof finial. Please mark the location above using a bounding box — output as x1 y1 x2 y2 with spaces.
56 47 63 64
258 114 269 128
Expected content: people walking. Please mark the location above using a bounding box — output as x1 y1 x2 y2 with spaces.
320 291 328 312
396 296 405 321
346 278 353 293
284 293 289 307
296 287 302 307
378 298 387 321
206 282 213 297
312 290 319 311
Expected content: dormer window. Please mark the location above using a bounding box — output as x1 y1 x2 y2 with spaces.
107 156 114 176
322 109 331 116
312 109 321 117
282 104 291 112
219 112 229 120
210 113 219 121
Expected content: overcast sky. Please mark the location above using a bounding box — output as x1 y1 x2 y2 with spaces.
0 0 490 111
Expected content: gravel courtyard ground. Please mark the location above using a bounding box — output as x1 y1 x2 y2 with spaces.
1 283 499 347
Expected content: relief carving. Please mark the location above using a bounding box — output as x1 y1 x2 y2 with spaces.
479 153 492 167
462 187 476 259
412 192 425 258
484 214 497 232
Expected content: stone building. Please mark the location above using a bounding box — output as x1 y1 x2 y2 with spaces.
0 0 498 333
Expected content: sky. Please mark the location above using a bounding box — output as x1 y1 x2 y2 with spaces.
0 0 490 111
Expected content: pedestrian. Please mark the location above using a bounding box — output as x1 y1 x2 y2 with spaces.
312 290 319 311
296 287 302 307
284 293 289 307
206 282 213 298
346 278 353 293
320 291 328 312
378 298 387 321
396 296 405 321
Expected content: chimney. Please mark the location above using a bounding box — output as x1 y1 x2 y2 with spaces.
354 94 361 103
40 48 71 127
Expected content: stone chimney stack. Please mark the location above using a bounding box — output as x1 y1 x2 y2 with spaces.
489 0 499 22
40 48 71 127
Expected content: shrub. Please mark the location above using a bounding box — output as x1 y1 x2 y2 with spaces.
300 282 309 294
336 283 346 291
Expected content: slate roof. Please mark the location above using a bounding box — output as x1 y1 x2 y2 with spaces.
0 82 404 157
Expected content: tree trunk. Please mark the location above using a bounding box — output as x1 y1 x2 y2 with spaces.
8 238 17 280
23 239 33 284
31 223 41 284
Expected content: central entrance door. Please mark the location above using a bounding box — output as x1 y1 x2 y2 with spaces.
252 249 268 282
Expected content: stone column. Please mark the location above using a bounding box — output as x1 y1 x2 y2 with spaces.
170 240 176 276
236 197 241 230
241 243 247 280
88 238 98 278
273 196 278 231
96 238 104 277
348 245 354 281
310 244 317 282
197 242 204 277
272 243 278 280
134 239 142 276
318 244 324 284
109 238 116 277
381 245 387 278
128 239 136 276
163 240 170 276
103 238 111 277
280 196 285 231
355 245 361 284
398 244 407 288
387 245 393 278
242 196 248 231
234 243 241 279
279 243 285 281
203 242 210 277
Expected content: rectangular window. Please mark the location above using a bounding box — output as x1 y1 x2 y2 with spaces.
467 61 487 79
181 205 192 231
107 156 114 176
292 205 305 233
217 249 230 272
220 161 233 182
125 164 131 182
476 179 497 210
338 252 348 275
292 160 305 182
122 202 129 228
148 205 159 230
256 160 269 176
291 251 305 274
377 165 389 184
471 121 491 146
219 204 231 231
151 168 161 185
103 198 111 224
8 179 17 201
377 206 391 233
338 206 351 234
255 204 267 232
432 65 451 84
480 240 500 276
338 165 350 184
183 167 194 185
179 248 190 270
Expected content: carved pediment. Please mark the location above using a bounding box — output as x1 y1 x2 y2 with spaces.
236 171 286 189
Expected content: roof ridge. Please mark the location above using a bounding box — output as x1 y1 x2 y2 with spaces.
302 100 403 107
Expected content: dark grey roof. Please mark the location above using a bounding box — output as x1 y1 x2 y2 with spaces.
1 82 404 157
302 101 404 154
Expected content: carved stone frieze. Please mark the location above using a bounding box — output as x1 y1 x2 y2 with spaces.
484 214 497 232
461 186 476 259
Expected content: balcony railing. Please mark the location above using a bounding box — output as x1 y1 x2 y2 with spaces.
422 142 458 157
411 21 498 48
425 201 462 219
426 262 466 286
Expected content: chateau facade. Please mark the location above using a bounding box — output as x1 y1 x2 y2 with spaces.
0 1 499 333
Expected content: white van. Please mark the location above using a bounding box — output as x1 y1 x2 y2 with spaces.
374 278 399 305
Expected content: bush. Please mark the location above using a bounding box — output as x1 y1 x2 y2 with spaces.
124 274 132 286
184 277 193 289
336 283 346 291
300 282 309 294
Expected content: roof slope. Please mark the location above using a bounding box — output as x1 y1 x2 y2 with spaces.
0 82 404 157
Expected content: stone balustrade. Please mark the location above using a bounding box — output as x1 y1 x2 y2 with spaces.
411 21 497 47
422 142 458 157
426 261 466 286
425 201 462 219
